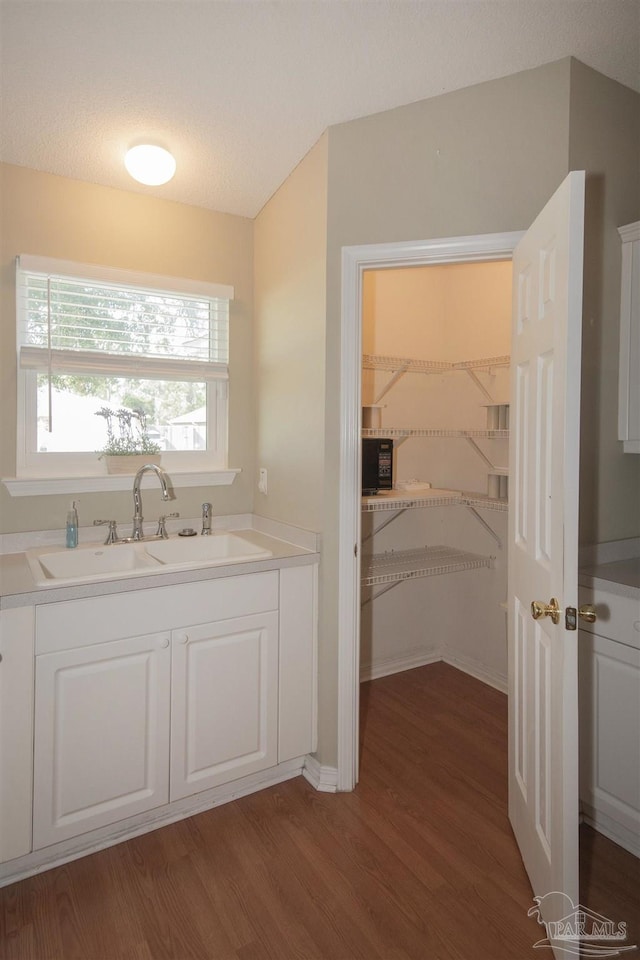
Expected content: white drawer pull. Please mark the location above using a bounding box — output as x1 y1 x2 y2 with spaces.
160 638 170 649
634 621 640 633
176 633 189 645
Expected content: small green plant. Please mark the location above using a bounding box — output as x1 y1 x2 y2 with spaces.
95 406 161 457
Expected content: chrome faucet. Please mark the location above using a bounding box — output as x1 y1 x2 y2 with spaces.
201 502 212 535
132 464 174 541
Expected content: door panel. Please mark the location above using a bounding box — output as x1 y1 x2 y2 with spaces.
170 612 278 801
33 631 171 849
508 172 585 924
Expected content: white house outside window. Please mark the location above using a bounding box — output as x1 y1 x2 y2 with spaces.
15 256 233 479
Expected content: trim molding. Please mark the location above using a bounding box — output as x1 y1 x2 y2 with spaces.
360 649 507 694
337 231 522 792
360 649 441 683
580 803 640 859
303 755 339 793
3 469 241 498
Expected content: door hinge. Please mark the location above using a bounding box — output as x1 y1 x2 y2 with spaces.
354 543 358 558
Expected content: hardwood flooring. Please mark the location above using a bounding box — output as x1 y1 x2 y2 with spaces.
1 662 638 959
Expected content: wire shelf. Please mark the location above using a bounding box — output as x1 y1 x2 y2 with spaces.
464 495 508 513
362 353 510 373
362 354 452 373
362 427 509 440
361 545 493 587
362 488 462 512
452 355 510 370
361 489 508 513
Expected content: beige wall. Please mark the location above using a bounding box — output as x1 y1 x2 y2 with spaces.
0 164 255 534
568 61 640 543
253 135 327 533
318 59 573 765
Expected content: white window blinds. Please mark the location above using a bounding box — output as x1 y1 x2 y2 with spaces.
17 256 233 381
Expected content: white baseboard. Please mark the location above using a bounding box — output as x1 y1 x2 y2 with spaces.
361 647 507 694
303 755 338 793
442 652 507 694
580 802 640 859
360 648 441 682
0 758 304 889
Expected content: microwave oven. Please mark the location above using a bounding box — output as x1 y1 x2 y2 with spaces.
362 438 393 495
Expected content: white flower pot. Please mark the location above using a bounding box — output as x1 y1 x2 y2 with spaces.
105 454 161 475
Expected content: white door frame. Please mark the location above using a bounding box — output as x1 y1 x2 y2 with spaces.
337 230 524 791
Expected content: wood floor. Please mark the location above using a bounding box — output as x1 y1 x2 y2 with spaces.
1 662 638 959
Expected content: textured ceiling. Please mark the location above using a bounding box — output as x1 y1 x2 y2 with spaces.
1 0 639 219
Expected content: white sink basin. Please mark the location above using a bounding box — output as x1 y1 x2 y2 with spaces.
144 533 272 567
27 543 161 586
26 533 273 587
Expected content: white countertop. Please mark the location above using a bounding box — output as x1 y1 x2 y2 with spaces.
578 557 640 602
0 528 319 609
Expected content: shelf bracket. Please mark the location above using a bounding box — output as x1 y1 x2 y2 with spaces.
465 437 496 470
464 368 494 403
374 366 408 404
362 509 407 543
464 505 503 548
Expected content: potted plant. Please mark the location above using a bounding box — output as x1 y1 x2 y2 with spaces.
96 406 162 474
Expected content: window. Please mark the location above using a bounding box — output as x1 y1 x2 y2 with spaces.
16 256 233 479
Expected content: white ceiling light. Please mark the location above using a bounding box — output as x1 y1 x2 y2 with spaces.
124 144 176 185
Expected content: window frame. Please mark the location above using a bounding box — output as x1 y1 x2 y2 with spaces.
15 256 234 482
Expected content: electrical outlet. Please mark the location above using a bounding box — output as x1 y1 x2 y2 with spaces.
258 467 268 495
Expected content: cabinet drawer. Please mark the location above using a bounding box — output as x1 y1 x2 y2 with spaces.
578 585 640 649
36 571 279 654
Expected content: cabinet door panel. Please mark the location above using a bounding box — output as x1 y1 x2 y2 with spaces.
579 631 640 842
33 632 170 849
170 612 278 801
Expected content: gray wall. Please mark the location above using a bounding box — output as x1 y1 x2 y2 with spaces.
569 60 640 543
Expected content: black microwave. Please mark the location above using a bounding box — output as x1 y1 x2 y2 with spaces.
362 438 393 495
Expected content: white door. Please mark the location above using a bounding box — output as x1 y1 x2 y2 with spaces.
33 631 171 849
508 172 585 919
170 612 278 801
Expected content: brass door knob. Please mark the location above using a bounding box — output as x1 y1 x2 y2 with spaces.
531 597 561 625
578 604 597 624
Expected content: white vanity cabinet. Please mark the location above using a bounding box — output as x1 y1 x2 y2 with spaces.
29 565 317 852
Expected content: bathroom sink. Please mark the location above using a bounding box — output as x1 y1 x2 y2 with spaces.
144 533 272 567
27 542 161 586
26 533 273 587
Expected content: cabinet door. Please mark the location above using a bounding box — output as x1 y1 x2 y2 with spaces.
33 631 171 849
170 612 278 801
0 607 34 863
579 630 640 853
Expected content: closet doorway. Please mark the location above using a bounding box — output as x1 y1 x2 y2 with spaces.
336 230 522 795
360 260 511 688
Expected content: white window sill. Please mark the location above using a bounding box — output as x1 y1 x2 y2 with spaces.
2 469 241 497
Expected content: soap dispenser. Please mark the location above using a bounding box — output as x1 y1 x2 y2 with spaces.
66 500 79 548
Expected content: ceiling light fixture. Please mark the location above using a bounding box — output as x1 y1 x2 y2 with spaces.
124 144 176 186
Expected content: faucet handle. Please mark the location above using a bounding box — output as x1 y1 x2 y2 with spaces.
93 519 120 544
201 502 212 535
156 512 180 539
